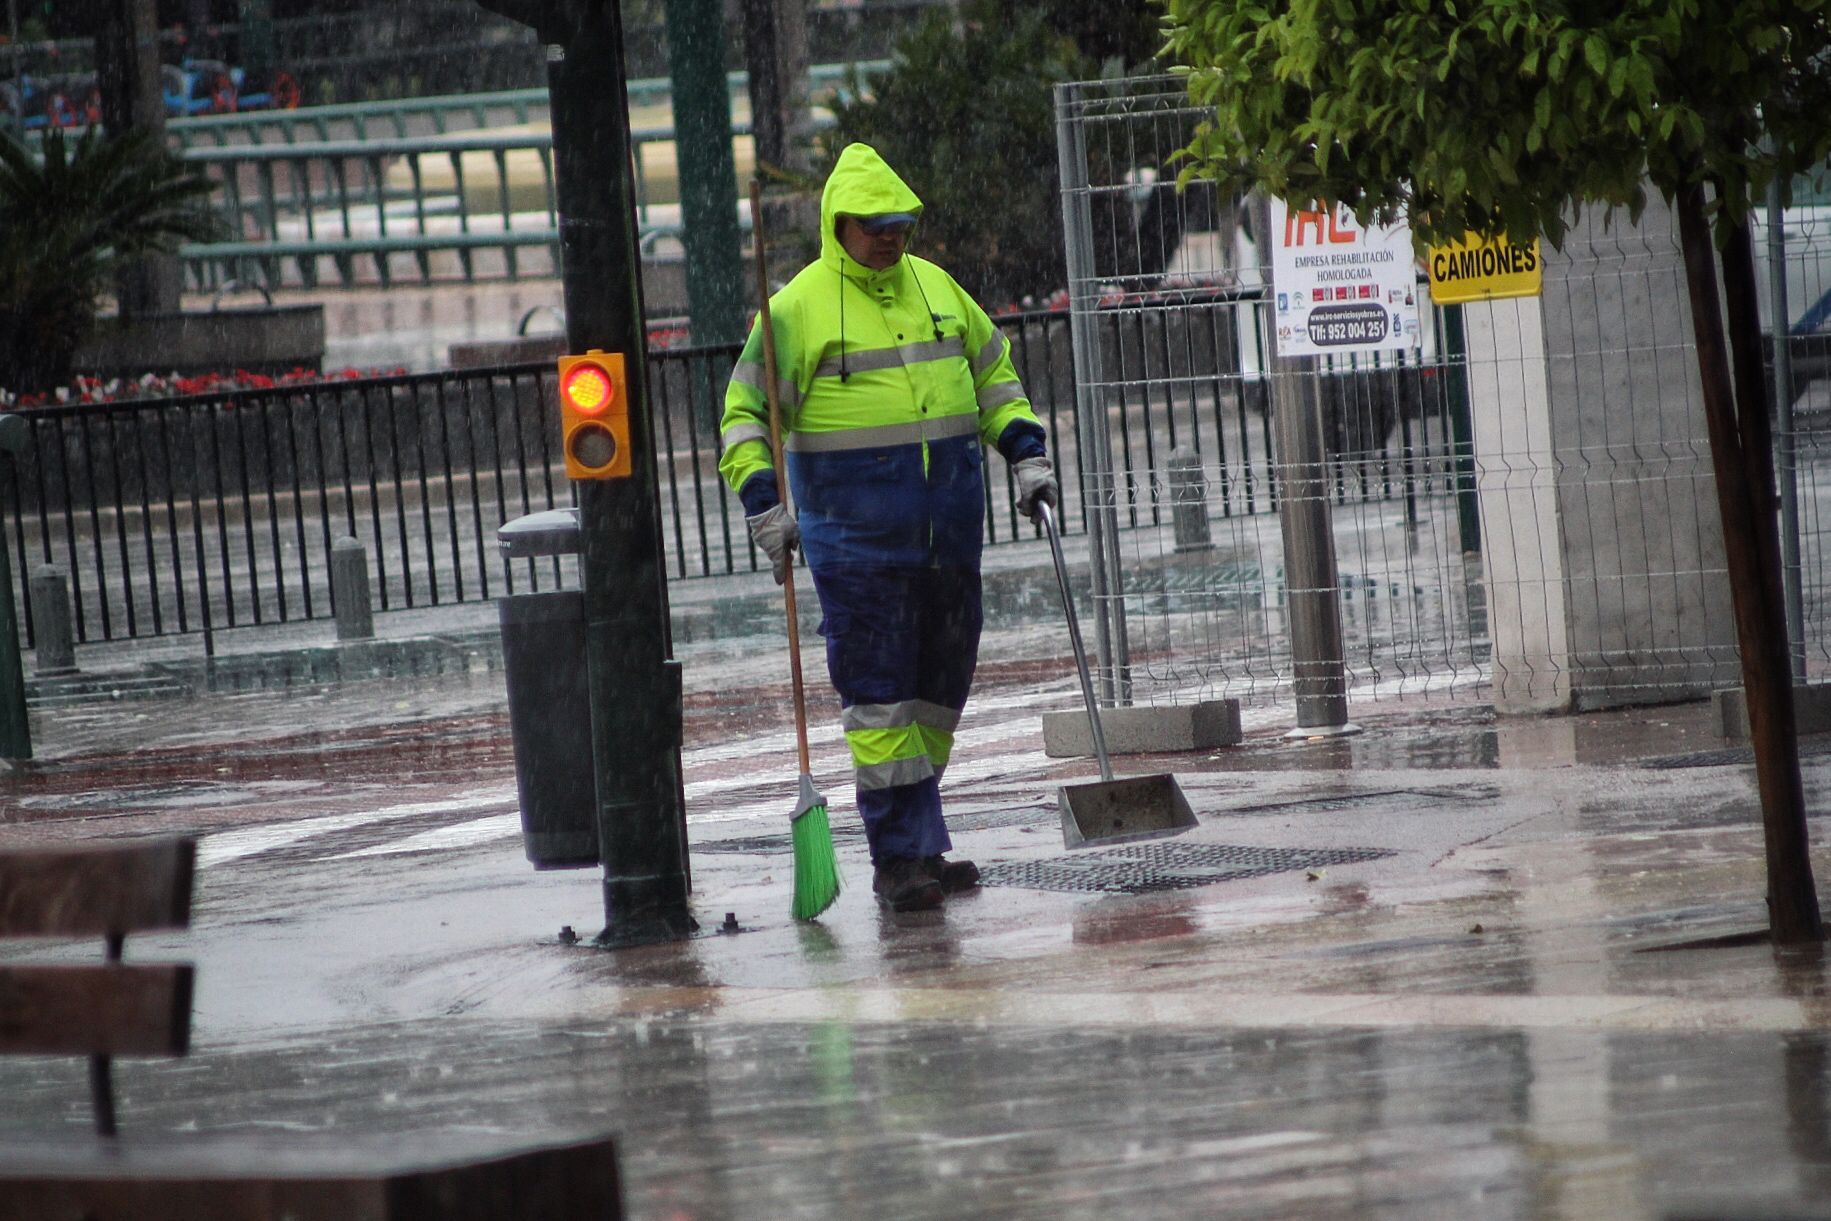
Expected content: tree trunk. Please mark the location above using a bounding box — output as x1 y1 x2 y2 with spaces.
1673 179 1824 945
92 0 181 318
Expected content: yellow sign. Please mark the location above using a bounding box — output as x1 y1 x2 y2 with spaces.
1427 232 1542 304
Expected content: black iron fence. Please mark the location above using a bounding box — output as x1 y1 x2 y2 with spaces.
0 305 1463 652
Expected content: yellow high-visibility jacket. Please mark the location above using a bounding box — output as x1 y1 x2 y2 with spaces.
718 142 1043 569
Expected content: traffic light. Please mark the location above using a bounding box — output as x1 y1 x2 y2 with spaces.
556 350 632 480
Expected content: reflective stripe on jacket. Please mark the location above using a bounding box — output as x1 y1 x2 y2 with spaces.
718 142 1041 567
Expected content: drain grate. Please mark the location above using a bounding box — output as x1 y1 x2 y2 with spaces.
1107 842 1393 870
1220 786 1499 816
1642 746 1755 770
978 843 1393 895
1643 736 1831 770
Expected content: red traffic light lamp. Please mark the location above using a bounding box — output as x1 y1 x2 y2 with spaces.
557 350 632 480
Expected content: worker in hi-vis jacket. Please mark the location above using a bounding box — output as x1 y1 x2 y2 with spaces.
719 143 1059 912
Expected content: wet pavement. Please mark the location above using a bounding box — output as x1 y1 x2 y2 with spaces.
2 619 1830 1218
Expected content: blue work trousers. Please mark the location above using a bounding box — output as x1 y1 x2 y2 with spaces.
810 563 983 864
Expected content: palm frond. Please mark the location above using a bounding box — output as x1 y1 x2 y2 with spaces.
1 125 224 394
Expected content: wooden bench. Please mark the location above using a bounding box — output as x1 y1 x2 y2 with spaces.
0 837 197 1138
0 838 621 1220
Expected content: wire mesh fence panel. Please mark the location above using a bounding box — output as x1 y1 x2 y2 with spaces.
1057 76 1483 711
1463 200 1773 713
1754 192 1831 679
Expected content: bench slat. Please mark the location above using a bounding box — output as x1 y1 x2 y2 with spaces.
0 964 193 1056
0 839 195 937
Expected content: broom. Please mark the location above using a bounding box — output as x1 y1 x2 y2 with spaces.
750 177 841 920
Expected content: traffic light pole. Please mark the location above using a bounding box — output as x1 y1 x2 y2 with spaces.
481 0 692 945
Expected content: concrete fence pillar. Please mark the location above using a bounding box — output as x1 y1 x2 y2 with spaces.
330 537 375 641
27 564 77 676
1464 190 1738 712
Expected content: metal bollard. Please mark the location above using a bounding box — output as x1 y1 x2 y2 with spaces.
1167 446 1213 553
27 565 76 676
330 537 375 641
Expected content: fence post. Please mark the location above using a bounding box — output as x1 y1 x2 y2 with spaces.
1767 168 1804 681
27 565 77 677
1442 304 1483 557
1257 193 1357 736
330 536 375 641
1055 80 1132 705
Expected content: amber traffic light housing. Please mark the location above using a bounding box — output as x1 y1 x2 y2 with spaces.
557 350 632 480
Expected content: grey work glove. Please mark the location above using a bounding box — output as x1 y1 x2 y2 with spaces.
746 503 800 584
1013 455 1059 522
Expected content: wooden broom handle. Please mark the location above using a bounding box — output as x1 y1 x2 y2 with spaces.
749 178 812 775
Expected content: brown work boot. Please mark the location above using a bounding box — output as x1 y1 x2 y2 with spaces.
923 855 981 894
873 857 944 911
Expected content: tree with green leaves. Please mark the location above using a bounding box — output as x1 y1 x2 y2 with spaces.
1165 0 1831 942
0 128 219 394
1034 0 1164 71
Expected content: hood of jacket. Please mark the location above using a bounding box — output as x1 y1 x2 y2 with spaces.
819 143 924 280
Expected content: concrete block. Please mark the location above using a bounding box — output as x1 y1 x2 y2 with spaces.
330 537 375 641
1043 698 1242 757
27 564 76 676
1712 682 1831 741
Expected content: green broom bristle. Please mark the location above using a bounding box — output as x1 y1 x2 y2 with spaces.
790 800 842 920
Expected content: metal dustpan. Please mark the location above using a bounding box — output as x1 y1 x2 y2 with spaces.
1037 504 1196 849
1059 772 1196 849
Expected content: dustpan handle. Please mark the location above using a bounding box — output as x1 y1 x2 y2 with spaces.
1038 502 1113 782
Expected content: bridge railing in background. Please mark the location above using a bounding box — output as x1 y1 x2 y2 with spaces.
169 87 551 148
177 121 782 292
170 71 857 291
160 62 881 150
180 131 563 292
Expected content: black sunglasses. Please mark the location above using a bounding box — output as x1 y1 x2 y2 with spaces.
857 216 914 236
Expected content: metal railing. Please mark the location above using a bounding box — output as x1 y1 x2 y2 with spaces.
169 87 553 148
177 125 743 291
179 130 564 291
0 305 1455 654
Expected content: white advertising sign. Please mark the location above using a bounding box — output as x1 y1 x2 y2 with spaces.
1271 197 1421 356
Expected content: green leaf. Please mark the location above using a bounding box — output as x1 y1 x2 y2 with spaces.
1583 34 1608 77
